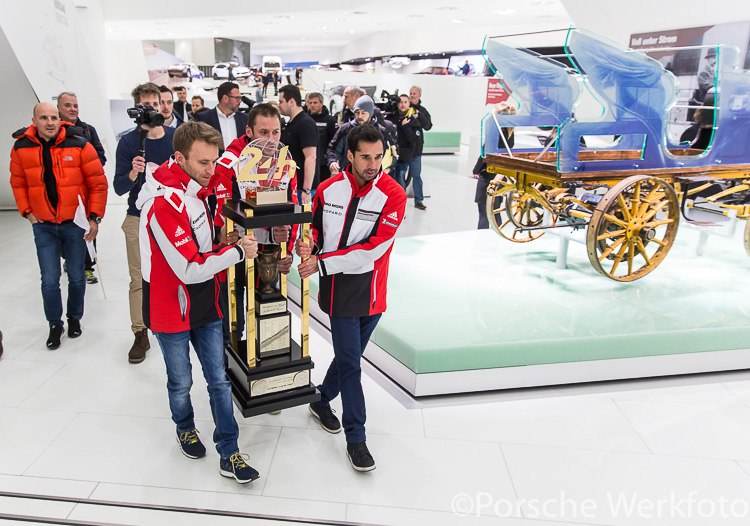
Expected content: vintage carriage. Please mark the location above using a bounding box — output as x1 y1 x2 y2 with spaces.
482 29 750 281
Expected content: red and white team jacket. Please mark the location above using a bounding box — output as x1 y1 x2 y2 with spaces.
311 168 407 318
136 159 245 333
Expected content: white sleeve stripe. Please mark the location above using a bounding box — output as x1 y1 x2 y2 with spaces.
150 213 241 285
320 237 394 275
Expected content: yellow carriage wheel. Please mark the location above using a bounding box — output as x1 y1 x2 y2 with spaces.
586 175 680 282
486 187 546 243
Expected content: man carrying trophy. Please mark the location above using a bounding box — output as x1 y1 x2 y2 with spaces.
295 125 407 472
210 103 298 345
137 121 261 484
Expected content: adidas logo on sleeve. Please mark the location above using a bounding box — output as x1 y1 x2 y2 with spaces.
174 226 185 237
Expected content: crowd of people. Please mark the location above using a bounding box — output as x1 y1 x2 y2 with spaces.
8 76 424 479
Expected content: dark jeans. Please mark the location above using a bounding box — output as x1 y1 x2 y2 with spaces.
317 314 382 443
154 319 239 458
395 156 423 202
32 221 86 326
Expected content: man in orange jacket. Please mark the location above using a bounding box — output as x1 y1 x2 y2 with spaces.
10 102 108 349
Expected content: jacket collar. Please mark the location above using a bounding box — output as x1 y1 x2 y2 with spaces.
343 167 381 196
156 157 210 199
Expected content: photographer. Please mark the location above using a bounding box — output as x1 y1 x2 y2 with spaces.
114 82 176 365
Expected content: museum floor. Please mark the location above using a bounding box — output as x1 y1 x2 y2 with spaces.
3 148 750 525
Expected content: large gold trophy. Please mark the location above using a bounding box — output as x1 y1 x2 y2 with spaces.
223 138 319 417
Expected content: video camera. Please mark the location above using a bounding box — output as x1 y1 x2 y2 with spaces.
378 89 401 120
127 103 164 127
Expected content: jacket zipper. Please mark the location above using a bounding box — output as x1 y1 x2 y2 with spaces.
36 140 58 221
372 270 378 307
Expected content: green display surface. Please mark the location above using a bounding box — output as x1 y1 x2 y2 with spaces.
290 226 750 374
423 131 461 149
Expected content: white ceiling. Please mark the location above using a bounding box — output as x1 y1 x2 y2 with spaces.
102 0 573 56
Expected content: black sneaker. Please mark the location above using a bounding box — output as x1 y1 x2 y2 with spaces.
415 201 427 210
67 318 82 338
220 452 260 484
46 324 64 350
85 270 98 284
309 403 341 434
346 441 376 472
176 429 206 459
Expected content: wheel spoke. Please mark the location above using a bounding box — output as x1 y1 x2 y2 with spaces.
644 218 673 228
631 181 641 217
610 242 629 275
617 194 632 222
635 238 651 266
599 236 625 261
641 200 669 222
603 213 628 228
597 229 626 241
626 243 634 276
650 237 667 247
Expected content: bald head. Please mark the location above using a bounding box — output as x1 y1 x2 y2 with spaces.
34 102 57 118
33 103 61 141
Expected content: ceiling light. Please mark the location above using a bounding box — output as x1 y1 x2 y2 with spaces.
315 25 327 29
349 30 355 34
273 15 294 19
352 11 367 15
451 19 465 23
406 14 425 17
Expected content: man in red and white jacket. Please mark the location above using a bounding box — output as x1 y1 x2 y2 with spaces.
210 103 298 345
136 121 261 484
296 124 406 472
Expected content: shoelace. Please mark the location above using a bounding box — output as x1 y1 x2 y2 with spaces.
179 430 200 445
229 452 250 469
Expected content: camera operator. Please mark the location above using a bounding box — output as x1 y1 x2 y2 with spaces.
114 82 176 365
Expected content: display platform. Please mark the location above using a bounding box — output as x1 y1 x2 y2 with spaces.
288 226 750 396
423 131 461 154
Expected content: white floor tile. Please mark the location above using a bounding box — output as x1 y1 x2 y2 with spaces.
423 396 649 453
89 483 346 523
0 323 48 360
616 399 750 461
0 360 65 408
346 504 595 526
720 379 750 408
503 443 750 525
0 407 77 475
262 427 517 514
0 473 96 498
25 413 281 495
0 496 76 520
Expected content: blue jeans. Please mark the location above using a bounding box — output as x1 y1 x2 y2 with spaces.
32 221 86 326
317 314 382 443
154 320 239 458
395 156 423 202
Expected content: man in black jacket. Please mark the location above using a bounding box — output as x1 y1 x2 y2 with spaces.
173 86 191 122
194 82 248 149
406 86 433 210
389 94 419 190
305 92 337 183
57 91 106 284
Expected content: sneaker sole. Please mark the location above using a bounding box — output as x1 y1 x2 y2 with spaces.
347 452 376 472
128 355 146 364
308 405 341 434
220 468 260 484
175 435 206 459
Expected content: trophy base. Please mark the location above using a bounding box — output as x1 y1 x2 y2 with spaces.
225 339 320 418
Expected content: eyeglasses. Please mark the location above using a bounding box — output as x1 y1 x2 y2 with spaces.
227 95 242 100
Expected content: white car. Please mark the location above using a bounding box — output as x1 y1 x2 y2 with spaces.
212 62 251 80
167 63 204 80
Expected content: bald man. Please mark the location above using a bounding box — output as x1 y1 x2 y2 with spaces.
10 102 108 349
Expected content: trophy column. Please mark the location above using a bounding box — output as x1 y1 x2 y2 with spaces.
222 199 320 417
226 217 238 353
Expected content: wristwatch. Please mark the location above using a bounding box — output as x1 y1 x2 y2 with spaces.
302 189 312 195
88 213 101 224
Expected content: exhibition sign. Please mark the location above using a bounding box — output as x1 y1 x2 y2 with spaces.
486 78 510 105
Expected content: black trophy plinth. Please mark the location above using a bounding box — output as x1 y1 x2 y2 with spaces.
222 198 320 417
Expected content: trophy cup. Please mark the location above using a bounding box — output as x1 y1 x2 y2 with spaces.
222 138 320 416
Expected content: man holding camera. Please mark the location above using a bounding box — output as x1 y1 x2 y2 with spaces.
114 82 176 364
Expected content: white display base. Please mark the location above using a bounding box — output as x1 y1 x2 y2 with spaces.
288 283 750 397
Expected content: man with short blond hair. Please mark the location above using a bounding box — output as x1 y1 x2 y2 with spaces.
137 121 260 484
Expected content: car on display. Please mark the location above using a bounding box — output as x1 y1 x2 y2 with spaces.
418 66 455 75
261 55 283 75
212 62 252 80
167 63 204 79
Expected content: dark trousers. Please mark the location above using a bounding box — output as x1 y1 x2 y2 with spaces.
318 314 382 443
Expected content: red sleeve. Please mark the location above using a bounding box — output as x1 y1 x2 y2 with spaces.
9 147 31 217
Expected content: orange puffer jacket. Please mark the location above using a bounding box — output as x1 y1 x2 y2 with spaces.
10 122 108 222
